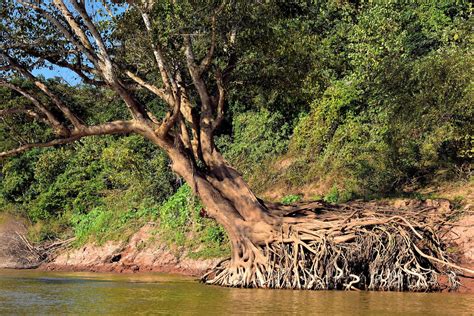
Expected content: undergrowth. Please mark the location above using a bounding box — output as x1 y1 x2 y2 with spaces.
68 185 229 259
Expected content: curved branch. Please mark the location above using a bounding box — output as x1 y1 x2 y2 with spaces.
140 11 176 95
157 91 181 136
183 35 212 117
52 0 95 53
38 53 104 86
70 0 115 81
0 120 138 159
0 137 81 158
15 1 162 124
199 14 217 75
46 2 147 120
125 70 172 104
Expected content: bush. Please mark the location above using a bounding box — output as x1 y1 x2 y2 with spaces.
283 3 472 199
281 194 302 205
217 109 290 176
157 185 229 257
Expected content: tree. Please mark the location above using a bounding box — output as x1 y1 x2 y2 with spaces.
1 1 470 290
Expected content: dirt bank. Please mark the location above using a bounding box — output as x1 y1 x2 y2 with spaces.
40 223 221 276
3 198 472 291
446 210 474 293
0 214 39 269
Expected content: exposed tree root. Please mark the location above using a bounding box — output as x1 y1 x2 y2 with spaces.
202 201 470 291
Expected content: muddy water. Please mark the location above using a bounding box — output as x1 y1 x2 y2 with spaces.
0 270 472 315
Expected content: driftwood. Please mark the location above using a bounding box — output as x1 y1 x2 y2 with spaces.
14 232 75 266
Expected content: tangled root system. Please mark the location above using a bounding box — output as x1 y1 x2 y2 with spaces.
202 201 471 291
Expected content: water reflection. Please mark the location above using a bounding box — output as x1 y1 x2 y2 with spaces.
0 269 472 315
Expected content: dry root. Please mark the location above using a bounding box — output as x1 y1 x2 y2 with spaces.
202 201 469 291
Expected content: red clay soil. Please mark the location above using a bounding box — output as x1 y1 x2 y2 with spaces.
39 224 221 276
445 212 474 293
457 274 474 294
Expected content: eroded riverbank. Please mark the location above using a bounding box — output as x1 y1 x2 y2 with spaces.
1 198 472 293
39 223 221 276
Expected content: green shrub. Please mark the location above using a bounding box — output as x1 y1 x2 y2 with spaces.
158 185 229 257
284 3 472 199
71 207 114 244
323 186 353 204
217 109 290 176
281 194 302 205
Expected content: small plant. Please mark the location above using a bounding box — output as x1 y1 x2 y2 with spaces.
71 207 114 245
452 195 464 210
136 240 147 252
158 185 197 244
160 185 229 254
324 186 340 203
323 185 353 204
281 194 302 205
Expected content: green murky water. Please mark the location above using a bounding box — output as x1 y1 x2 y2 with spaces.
0 269 472 315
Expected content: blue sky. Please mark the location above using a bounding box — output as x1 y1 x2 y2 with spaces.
31 1 127 86
32 65 82 85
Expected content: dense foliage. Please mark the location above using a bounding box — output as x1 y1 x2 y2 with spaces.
0 1 471 250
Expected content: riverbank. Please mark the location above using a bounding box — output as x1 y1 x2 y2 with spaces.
1 198 472 291
39 223 221 276
40 198 474 293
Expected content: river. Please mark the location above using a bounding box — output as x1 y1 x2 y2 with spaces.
0 269 472 315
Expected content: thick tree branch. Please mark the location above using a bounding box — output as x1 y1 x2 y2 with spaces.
212 70 225 131
20 1 148 121
3 40 105 87
179 118 193 151
70 0 115 81
183 34 222 168
157 90 181 137
178 87 201 161
0 120 138 158
125 70 172 104
52 0 95 53
183 35 212 119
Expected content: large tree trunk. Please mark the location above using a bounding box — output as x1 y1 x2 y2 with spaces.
139 127 469 291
